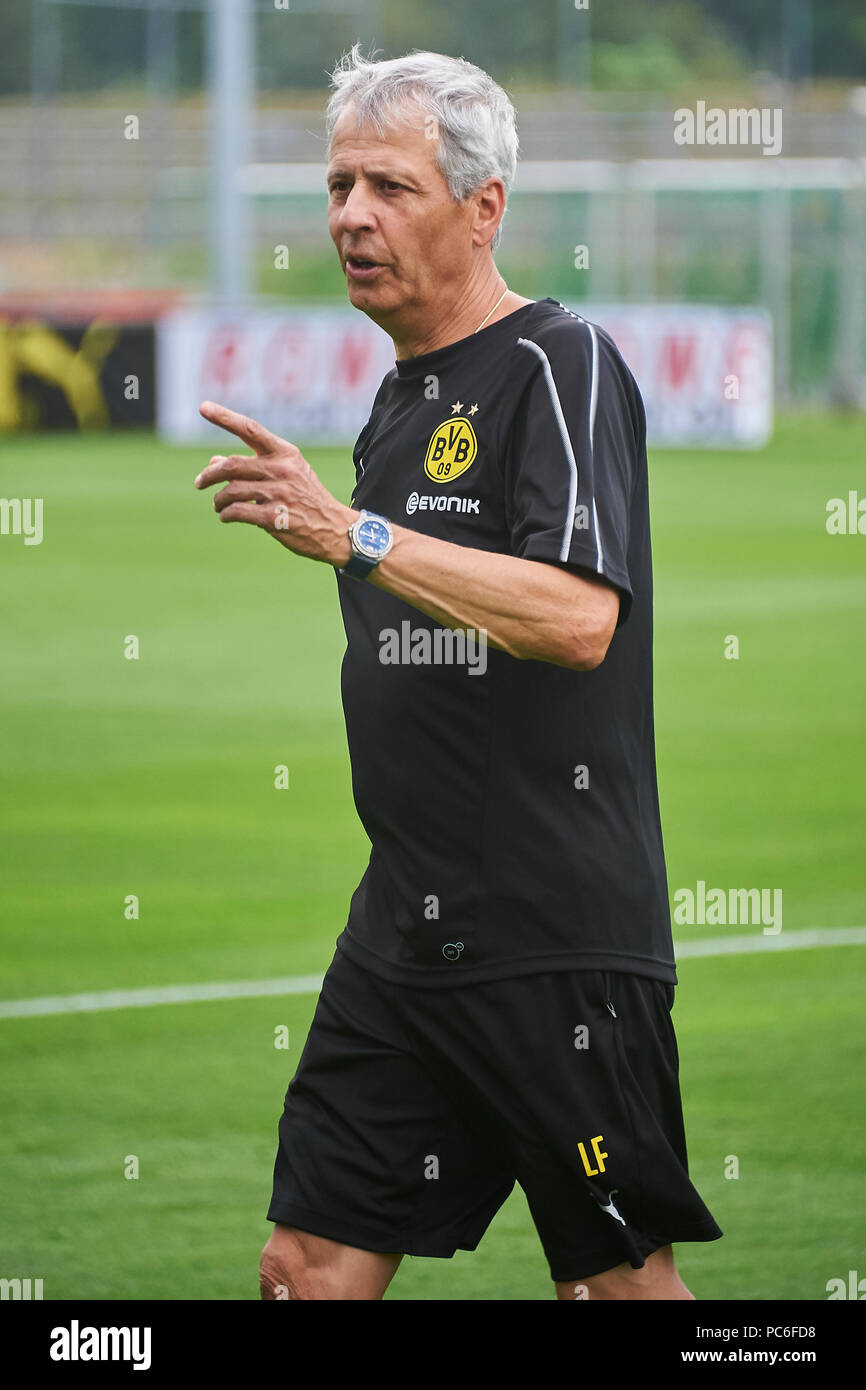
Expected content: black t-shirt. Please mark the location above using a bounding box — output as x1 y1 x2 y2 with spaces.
333 296 675 987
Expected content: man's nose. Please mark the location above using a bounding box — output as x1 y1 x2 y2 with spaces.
337 182 376 233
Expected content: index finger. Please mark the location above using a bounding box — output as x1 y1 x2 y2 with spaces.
199 400 284 455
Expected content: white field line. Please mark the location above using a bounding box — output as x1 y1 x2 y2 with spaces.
0 927 864 1021
674 926 866 957
0 974 326 1020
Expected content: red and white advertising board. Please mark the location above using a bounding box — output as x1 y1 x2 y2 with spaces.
158 303 772 449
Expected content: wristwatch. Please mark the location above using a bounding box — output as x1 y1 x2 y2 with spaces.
339 510 394 580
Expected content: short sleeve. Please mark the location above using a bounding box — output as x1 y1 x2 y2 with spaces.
504 319 643 626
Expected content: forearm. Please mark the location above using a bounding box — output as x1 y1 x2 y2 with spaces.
194 418 618 671
342 514 617 671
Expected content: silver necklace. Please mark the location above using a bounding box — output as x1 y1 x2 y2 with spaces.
474 287 509 334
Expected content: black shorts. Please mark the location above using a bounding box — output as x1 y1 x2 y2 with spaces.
267 943 723 1283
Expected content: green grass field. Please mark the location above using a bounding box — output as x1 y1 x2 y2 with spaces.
1 415 864 1300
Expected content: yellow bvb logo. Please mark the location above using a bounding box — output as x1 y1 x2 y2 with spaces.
423 417 477 483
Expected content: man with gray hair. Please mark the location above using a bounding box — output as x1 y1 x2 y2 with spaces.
195 44 722 1300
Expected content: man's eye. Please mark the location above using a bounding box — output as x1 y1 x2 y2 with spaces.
382 181 402 192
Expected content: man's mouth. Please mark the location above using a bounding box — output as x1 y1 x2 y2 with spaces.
346 257 386 280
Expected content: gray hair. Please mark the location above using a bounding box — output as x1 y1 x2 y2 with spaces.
325 45 519 251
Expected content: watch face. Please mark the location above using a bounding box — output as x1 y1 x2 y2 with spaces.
355 515 391 559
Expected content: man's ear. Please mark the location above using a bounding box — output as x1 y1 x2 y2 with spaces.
470 178 506 249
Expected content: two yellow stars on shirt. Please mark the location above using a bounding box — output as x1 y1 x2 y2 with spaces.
451 402 479 415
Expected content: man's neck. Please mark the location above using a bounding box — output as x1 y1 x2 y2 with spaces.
383 275 533 360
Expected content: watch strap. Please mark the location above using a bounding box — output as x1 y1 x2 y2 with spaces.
340 551 380 580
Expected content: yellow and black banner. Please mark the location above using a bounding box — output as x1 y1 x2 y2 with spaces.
0 316 155 431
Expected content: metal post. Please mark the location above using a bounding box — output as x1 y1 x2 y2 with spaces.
29 0 62 242
625 183 655 302
30 0 62 99
587 188 621 302
781 0 812 85
556 0 591 91
208 0 253 308
146 2 178 100
832 182 866 408
759 186 791 406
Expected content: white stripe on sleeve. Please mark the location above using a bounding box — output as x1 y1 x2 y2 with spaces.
516 326 602 568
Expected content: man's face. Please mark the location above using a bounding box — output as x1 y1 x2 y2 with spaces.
326 102 478 324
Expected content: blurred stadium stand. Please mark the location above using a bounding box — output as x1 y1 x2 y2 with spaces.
1 0 865 413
